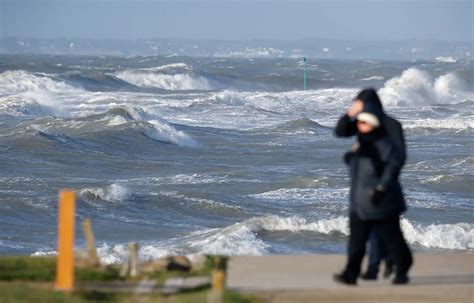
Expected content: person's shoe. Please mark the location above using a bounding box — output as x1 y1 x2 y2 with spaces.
392 275 410 285
333 273 357 285
383 262 394 279
361 270 378 280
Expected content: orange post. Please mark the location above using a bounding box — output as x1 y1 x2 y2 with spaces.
55 190 76 291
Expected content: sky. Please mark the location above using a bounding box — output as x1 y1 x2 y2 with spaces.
1 0 472 41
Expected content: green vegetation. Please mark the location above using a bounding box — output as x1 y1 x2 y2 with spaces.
0 256 121 282
0 284 263 303
0 256 56 281
0 256 264 303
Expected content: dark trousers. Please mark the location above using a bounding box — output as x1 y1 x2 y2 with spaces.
367 230 389 273
344 212 413 279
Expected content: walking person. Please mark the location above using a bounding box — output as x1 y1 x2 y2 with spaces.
334 88 413 285
340 88 404 280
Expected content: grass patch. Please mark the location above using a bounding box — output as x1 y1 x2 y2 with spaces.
0 256 264 303
0 256 56 281
0 283 84 303
0 256 122 282
0 284 264 303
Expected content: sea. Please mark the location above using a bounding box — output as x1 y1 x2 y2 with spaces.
0 54 472 263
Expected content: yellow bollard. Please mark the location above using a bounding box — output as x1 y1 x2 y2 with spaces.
208 257 227 303
55 191 76 291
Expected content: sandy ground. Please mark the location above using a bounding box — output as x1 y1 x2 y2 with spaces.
227 253 474 303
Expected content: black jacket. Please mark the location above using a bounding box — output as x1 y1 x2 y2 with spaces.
335 98 407 220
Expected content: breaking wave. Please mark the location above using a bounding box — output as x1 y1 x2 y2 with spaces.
115 63 212 90
401 219 474 250
0 70 79 95
360 75 384 81
379 68 473 106
402 117 474 131
279 118 329 131
100 106 198 147
0 94 59 116
33 215 473 264
78 183 131 203
27 106 198 148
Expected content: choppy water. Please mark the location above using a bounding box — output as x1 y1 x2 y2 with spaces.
0 55 473 263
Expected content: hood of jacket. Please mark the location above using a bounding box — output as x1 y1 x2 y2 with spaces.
356 88 385 120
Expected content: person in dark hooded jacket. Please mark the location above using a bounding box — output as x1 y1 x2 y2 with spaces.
333 88 413 285
339 89 405 280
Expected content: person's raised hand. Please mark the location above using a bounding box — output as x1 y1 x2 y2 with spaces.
347 100 363 118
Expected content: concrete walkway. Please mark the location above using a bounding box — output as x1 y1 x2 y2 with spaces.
227 253 473 303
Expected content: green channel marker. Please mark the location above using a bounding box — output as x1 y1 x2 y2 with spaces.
304 57 307 91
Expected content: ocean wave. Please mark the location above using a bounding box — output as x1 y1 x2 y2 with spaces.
115 64 212 90
359 75 385 81
133 174 230 185
0 70 79 95
401 219 473 250
278 118 330 131
186 215 474 256
32 215 473 264
96 243 179 264
402 117 474 131
185 88 356 130
379 68 473 106
19 105 198 148
435 56 457 63
140 63 193 73
78 183 131 203
0 94 59 116
141 119 197 147
251 187 347 208
158 191 243 212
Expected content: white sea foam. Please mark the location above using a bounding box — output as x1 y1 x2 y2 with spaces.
0 70 79 116
0 70 78 95
37 216 473 264
435 56 457 63
78 183 131 202
214 47 284 58
360 75 385 81
402 117 474 130
140 63 193 72
186 216 474 256
379 68 473 106
251 188 348 211
115 70 211 90
104 106 198 147
180 88 356 130
401 219 474 250
140 119 197 148
0 94 59 116
108 115 128 126
155 174 229 185
158 191 242 211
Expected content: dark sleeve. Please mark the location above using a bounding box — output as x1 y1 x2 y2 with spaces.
334 114 357 137
374 138 404 189
384 118 407 166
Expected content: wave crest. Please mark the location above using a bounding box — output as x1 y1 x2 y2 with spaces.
115 63 212 90
78 183 131 202
379 68 473 106
0 70 78 95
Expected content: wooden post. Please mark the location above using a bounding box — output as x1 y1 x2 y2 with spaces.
120 242 139 278
82 219 100 266
55 191 76 291
119 256 130 278
129 242 138 278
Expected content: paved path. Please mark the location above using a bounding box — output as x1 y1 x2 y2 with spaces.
227 253 474 303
